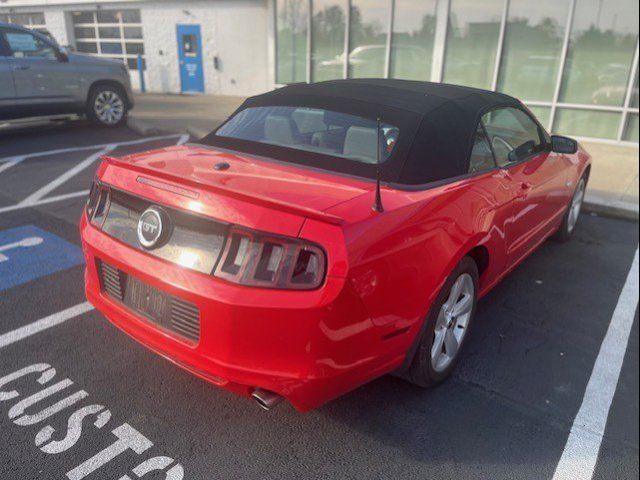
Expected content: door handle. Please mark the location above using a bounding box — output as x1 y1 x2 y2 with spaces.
14 65 30 71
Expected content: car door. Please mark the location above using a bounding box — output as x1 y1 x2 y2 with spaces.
0 34 17 118
2 27 78 109
482 107 570 266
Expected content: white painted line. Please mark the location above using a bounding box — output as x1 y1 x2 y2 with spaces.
0 302 94 349
0 132 190 215
0 156 26 175
0 190 89 215
0 133 183 165
0 236 43 263
552 247 639 480
20 146 116 205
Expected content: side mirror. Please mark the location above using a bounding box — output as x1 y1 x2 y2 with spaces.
551 135 578 154
507 139 535 163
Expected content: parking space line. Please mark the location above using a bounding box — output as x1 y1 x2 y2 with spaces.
0 302 94 349
552 247 639 480
0 134 184 167
0 191 90 215
0 156 26 175
20 146 116 206
0 133 190 216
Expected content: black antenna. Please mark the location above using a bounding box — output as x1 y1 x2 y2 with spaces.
372 117 384 213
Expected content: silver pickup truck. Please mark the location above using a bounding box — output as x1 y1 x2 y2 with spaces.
0 22 134 127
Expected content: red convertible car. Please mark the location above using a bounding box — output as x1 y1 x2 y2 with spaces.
80 80 590 411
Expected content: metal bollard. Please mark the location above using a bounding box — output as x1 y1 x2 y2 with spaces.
137 54 146 93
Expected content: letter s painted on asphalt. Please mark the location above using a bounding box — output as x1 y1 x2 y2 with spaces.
35 404 112 454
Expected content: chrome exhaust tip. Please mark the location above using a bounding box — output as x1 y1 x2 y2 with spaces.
252 388 283 410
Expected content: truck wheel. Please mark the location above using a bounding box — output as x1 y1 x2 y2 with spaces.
87 85 127 127
406 256 479 387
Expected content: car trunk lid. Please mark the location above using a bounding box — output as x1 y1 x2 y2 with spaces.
99 145 373 232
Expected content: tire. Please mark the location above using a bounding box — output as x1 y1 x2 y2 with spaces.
86 85 128 127
553 174 587 243
405 256 479 387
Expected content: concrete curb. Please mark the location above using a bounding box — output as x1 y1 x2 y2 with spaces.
583 201 639 222
126 116 165 137
127 117 211 141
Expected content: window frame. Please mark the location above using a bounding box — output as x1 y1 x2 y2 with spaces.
390 104 552 192
215 105 400 167
1 12 46 30
70 9 144 71
0 29 11 57
203 99 422 183
480 105 551 169
468 122 498 174
1 26 61 61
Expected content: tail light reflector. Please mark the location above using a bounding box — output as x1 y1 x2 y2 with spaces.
86 180 110 228
214 228 326 290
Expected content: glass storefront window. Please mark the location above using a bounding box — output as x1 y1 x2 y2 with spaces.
559 0 639 106
120 10 141 24
74 27 94 38
554 109 621 139
623 114 639 142
276 0 309 84
348 0 389 78
272 0 639 144
498 0 570 101
526 106 552 129
96 11 121 23
443 0 504 89
389 0 437 81
1 12 45 28
311 0 347 81
72 11 94 24
71 10 144 71
630 69 639 108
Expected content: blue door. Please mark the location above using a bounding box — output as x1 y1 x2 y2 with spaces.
177 25 204 94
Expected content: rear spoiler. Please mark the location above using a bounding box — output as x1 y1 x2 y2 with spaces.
101 155 344 225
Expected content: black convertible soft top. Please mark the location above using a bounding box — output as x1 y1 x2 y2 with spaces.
200 79 529 185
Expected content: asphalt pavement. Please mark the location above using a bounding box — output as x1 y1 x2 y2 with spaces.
0 120 638 480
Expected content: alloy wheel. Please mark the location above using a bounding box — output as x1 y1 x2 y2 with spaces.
94 91 125 125
567 178 586 233
431 273 474 373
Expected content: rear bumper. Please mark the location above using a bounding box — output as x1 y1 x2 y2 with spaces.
80 214 401 411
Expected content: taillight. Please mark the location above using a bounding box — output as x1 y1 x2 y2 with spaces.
86 180 110 228
214 227 326 290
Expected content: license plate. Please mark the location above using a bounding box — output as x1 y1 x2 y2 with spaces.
124 276 171 328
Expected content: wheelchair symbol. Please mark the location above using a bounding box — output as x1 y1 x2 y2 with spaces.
0 236 43 263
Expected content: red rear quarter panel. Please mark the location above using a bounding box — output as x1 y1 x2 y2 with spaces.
323 171 514 363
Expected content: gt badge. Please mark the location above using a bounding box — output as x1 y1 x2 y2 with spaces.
137 206 171 249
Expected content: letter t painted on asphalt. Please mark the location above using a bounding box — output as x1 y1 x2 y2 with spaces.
66 423 153 480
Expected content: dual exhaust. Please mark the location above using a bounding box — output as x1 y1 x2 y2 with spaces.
251 388 283 410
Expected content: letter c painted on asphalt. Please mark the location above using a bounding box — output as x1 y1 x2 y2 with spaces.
0 364 56 402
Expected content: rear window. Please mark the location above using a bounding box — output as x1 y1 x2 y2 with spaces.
216 106 399 165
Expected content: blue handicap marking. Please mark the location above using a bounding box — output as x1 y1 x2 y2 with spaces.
0 225 84 292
